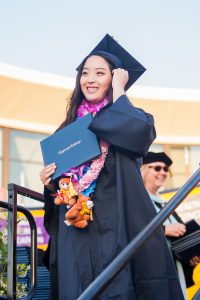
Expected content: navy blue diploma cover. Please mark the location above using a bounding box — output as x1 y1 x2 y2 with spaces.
40 113 101 180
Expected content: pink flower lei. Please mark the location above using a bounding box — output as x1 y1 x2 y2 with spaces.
64 97 110 194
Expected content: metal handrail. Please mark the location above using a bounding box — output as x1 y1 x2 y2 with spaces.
0 201 37 300
6 184 44 300
78 166 200 300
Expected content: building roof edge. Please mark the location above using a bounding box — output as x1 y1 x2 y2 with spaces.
1 62 200 101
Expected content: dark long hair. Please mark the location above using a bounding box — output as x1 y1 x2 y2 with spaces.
57 54 116 131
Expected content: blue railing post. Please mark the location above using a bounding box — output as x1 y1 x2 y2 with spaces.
7 184 17 300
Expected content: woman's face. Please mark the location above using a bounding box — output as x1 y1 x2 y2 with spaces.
142 162 170 192
80 55 112 103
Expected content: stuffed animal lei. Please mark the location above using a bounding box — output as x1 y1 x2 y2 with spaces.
53 97 110 228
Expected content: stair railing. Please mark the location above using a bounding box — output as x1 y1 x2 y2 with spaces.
5 184 44 300
78 166 200 300
0 200 36 300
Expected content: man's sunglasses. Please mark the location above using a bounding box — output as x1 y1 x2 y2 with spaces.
148 165 169 173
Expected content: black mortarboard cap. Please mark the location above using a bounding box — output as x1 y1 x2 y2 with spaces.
76 33 146 90
143 152 173 166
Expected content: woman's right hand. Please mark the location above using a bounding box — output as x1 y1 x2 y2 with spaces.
39 163 57 192
164 222 186 237
112 68 129 102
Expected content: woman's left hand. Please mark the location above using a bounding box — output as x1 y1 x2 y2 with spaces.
39 163 57 192
112 68 129 102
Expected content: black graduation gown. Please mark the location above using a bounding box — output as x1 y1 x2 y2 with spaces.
44 95 184 300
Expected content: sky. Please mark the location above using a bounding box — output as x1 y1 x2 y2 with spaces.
0 0 200 89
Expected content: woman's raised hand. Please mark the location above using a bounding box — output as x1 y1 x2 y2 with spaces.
112 68 129 102
39 163 56 191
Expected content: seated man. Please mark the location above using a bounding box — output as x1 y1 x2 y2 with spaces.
141 151 200 290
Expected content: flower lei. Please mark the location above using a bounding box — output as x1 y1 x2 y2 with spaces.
63 97 110 196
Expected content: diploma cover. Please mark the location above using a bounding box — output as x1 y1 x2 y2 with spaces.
171 219 200 262
40 113 101 180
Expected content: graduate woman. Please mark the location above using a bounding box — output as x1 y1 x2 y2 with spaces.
39 34 184 300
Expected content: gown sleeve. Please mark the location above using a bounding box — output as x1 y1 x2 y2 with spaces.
89 95 156 157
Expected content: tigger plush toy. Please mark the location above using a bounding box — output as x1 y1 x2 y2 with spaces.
65 193 94 228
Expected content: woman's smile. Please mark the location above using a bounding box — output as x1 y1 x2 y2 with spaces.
86 86 99 93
